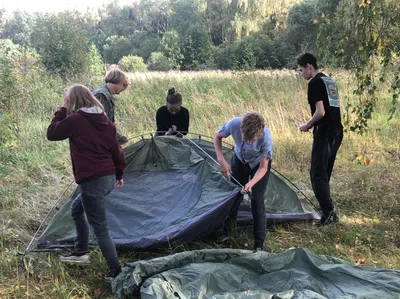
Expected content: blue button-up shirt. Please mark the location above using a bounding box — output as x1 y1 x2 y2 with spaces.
219 117 273 169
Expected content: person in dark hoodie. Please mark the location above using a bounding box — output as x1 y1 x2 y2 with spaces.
155 88 189 136
47 84 126 279
92 68 129 145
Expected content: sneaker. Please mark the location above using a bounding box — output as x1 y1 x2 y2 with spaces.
60 251 90 265
253 247 266 253
320 211 339 226
107 267 122 280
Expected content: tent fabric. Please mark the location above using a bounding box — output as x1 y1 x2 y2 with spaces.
112 248 400 299
35 135 319 251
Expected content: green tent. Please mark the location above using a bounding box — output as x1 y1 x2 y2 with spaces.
113 248 400 298
31 134 319 252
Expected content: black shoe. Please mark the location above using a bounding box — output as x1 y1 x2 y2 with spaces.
320 211 339 226
107 266 122 279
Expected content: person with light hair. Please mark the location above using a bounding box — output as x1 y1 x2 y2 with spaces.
213 112 273 252
47 84 126 279
92 68 130 144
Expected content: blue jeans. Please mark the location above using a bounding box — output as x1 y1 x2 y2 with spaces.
228 155 271 249
71 175 120 270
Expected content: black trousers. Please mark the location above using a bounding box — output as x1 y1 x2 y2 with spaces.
311 128 343 217
227 154 271 249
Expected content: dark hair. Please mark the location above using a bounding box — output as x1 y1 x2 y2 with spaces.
297 53 318 69
166 87 182 104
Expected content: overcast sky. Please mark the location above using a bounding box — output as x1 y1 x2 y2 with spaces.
0 0 133 13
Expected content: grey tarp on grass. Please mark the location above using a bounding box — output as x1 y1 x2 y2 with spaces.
34 135 319 251
112 248 400 299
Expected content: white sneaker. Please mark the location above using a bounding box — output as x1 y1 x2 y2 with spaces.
60 251 90 265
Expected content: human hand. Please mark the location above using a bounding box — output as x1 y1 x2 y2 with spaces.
219 159 231 180
299 123 311 132
116 179 124 187
62 97 69 108
241 182 254 194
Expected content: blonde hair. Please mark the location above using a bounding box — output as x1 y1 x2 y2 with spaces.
105 68 129 86
65 84 103 115
240 112 265 141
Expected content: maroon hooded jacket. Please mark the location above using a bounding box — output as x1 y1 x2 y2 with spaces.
47 107 126 184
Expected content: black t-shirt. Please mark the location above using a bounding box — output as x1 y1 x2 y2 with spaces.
308 72 343 132
156 106 190 136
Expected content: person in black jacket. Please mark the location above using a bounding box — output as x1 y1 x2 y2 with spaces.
156 88 189 136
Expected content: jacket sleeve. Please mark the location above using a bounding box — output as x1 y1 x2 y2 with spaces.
156 107 168 135
47 108 76 141
111 128 126 180
95 94 113 122
181 109 189 135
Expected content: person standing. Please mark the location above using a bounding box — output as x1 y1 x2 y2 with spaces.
47 84 126 279
92 68 130 145
213 112 273 251
297 53 343 225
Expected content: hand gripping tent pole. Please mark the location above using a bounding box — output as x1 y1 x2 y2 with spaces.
176 131 252 199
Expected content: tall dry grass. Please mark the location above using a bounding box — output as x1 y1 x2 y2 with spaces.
0 69 399 298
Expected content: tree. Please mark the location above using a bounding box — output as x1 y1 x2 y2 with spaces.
119 55 147 72
103 35 133 64
1 10 33 47
286 0 319 54
319 0 400 132
147 52 174 71
160 30 183 69
32 12 93 78
180 24 212 70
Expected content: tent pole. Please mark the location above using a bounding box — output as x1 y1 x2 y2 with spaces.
177 131 251 198
24 180 75 255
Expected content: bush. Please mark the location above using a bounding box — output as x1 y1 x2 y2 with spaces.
147 52 174 71
118 55 147 72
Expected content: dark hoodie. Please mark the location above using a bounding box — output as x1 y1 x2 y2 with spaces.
47 107 126 184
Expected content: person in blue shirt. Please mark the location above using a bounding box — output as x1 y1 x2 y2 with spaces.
213 112 273 251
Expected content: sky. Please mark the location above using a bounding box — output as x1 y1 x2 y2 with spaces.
0 0 133 13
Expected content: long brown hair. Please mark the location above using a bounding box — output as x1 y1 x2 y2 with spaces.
65 84 104 115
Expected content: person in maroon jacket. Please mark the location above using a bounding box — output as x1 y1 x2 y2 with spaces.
47 84 126 279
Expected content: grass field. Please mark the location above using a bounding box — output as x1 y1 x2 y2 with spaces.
0 70 399 298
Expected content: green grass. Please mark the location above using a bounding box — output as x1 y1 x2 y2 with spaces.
0 69 399 298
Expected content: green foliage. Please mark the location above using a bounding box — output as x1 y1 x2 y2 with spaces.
32 12 94 78
147 52 174 71
1 10 33 46
119 55 147 72
103 35 133 64
317 0 400 133
286 0 319 54
130 32 161 61
160 30 183 69
180 24 212 70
